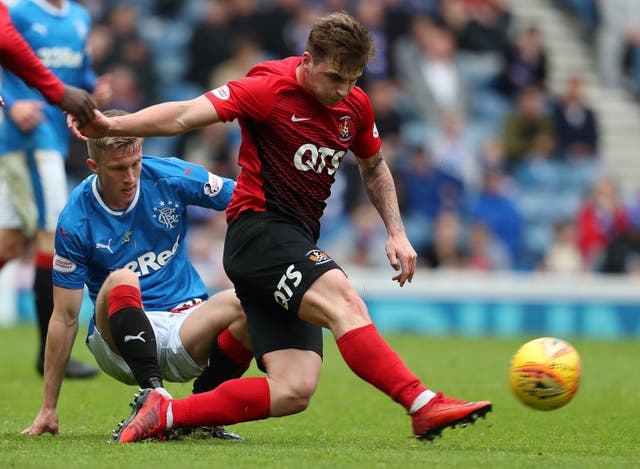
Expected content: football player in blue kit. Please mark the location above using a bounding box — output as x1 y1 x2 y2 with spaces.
0 0 111 378
22 110 253 438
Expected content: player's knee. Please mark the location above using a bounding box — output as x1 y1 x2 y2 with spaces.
342 288 369 321
106 268 139 288
280 378 317 414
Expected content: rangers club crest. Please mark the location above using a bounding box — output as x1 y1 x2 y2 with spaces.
338 115 353 142
152 200 180 229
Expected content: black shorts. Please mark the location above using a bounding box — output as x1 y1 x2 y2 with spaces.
223 211 341 369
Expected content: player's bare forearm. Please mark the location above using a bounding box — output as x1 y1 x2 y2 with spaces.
357 150 417 286
357 151 405 235
41 311 79 410
106 95 218 137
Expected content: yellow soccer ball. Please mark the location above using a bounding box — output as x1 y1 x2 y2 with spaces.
509 337 581 411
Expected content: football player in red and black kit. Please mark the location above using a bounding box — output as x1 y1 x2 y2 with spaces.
0 2 95 125
71 12 492 443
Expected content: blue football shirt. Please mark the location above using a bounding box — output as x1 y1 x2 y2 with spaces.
53 156 235 311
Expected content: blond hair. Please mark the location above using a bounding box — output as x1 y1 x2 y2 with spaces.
86 109 143 162
306 12 375 75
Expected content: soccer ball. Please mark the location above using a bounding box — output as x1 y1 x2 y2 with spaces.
509 337 581 411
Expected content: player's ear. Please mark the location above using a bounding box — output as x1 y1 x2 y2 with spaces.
301 52 312 70
86 157 98 173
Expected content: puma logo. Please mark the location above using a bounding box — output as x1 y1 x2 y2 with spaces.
96 238 113 254
123 331 146 343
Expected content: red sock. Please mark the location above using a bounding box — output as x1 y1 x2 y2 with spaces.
336 324 428 411
218 328 253 367
172 377 270 428
107 284 143 317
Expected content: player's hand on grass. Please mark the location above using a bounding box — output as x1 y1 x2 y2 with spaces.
386 233 417 287
21 409 59 436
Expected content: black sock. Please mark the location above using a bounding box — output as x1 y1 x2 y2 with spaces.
192 336 250 394
34 265 54 364
109 306 163 389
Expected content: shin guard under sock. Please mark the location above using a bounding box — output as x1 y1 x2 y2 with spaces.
173 377 270 428
336 324 428 411
108 285 162 389
192 328 253 394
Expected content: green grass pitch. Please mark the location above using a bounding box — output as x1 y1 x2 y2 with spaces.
1 325 639 468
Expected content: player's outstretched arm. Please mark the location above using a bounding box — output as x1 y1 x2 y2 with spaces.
356 151 417 286
68 95 220 140
22 287 84 436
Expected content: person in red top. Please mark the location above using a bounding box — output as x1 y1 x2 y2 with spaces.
71 12 491 443
0 2 95 125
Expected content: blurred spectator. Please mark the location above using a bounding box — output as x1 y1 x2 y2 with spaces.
469 165 524 267
542 220 584 273
513 133 559 191
367 79 403 146
477 135 508 168
596 0 640 95
434 0 469 46
553 0 598 43
458 0 512 54
466 220 511 271
498 26 547 98
209 37 266 88
182 121 239 178
423 211 467 269
601 196 640 275
576 175 629 269
285 2 327 54
155 0 186 19
108 64 144 113
105 4 139 59
399 146 465 252
502 86 555 170
257 0 302 58
103 4 159 107
551 75 599 160
228 0 263 45
349 203 388 268
355 0 393 83
427 111 480 188
186 0 234 89
394 15 469 123
87 24 115 75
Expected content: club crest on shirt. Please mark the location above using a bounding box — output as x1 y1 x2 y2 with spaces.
338 115 353 142
152 200 180 229
306 249 332 265
122 230 133 244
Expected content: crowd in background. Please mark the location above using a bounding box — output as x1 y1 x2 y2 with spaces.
11 0 640 292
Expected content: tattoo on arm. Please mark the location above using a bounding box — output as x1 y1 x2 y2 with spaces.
358 150 405 234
